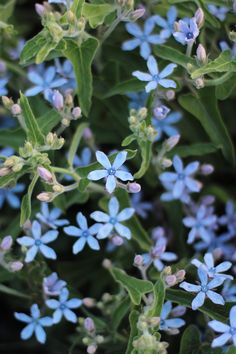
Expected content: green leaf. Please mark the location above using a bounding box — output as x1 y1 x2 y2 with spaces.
0 0 15 21
226 348 236 354
101 79 145 99
35 39 59 64
178 88 235 163
0 174 16 188
110 267 153 306
153 45 195 68
20 174 39 226
64 37 99 116
179 325 201 354
147 277 165 318
168 143 219 158
122 134 136 147
68 122 89 166
20 30 48 66
71 0 84 17
82 3 116 28
19 93 45 146
0 284 30 299
39 109 62 134
191 51 236 79
112 297 130 331
134 140 153 179
126 310 140 354
0 128 25 149
216 73 236 100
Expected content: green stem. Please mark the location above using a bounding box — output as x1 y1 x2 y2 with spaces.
186 41 194 57
204 71 233 86
5 61 26 77
51 166 80 182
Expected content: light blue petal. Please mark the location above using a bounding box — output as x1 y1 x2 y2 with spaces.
87 235 100 250
167 6 177 23
28 71 43 85
161 301 172 320
212 333 232 348
173 32 186 45
132 71 152 81
112 151 127 170
66 299 82 309
106 175 116 193
115 170 134 181
25 86 43 96
73 237 86 254
230 306 236 327
159 64 177 79
207 290 224 305
192 292 205 310
140 42 151 59
53 309 63 324
64 226 81 237
179 282 201 292
87 169 108 181
45 66 56 83
39 244 57 259
16 236 34 247
35 325 46 344
14 312 32 323
90 211 109 222
41 230 58 244
208 277 225 289
148 34 165 44
76 212 88 230
198 266 208 286
117 208 135 222
208 320 230 333
64 308 77 323
173 180 185 198
185 177 201 192
46 299 59 309
184 161 199 175
126 23 142 37
109 197 119 216
159 79 176 88
159 172 177 183
173 155 183 173
147 55 158 76
89 223 102 235
31 304 40 319
25 245 38 263
97 223 113 239
20 323 35 340
165 318 185 328
144 17 155 35
32 220 41 239
96 151 111 169
122 39 140 51
115 222 131 239
145 81 158 92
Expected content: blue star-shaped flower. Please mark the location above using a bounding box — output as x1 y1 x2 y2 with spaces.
192 252 233 280
55 58 76 89
0 77 8 95
209 306 236 347
160 301 185 334
122 18 165 59
87 151 134 194
17 220 58 262
207 4 229 21
46 287 82 324
151 6 177 39
179 266 225 310
133 55 177 93
219 200 236 235
173 18 199 45
131 192 152 219
14 304 53 344
36 203 69 229
219 41 236 59
90 196 135 240
64 212 100 254
127 91 148 110
152 111 182 141
43 272 67 296
0 183 25 209
222 280 236 302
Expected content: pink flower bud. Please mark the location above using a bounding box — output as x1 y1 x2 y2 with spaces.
134 254 144 267
72 106 82 119
111 235 124 246
37 166 53 183
84 317 95 332
83 297 96 308
175 270 186 282
35 3 45 16
130 8 146 21
165 90 175 100
102 259 112 269
0 235 13 251
196 44 207 64
87 345 97 354
37 192 52 202
165 135 180 151
9 261 24 272
0 167 11 176
11 104 22 115
83 128 93 140
200 164 214 175
52 90 64 111
195 8 204 28
165 275 177 287
127 182 141 193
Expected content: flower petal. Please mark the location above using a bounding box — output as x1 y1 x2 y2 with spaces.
106 175 116 193
39 244 57 260
192 292 205 310
41 230 58 244
87 169 108 181
114 222 131 239
96 151 111 169
117 208 135 222
112 151 127 170
73 237 86 254
25 245 38 263
76 212 88 230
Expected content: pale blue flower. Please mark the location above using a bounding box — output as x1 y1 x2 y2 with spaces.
87 151 134 194
64 212 100 254
0 147 14 158
152 111 182 141
25 64 67 99
0 77 8 95
173 18 199 45
90 196 135 240
73 147 92 167
46 287 82 324
209 306 236 347
208 4 229 21
160 181 191 204
133 55 177 93
194 230 235 258
219 201 236 235
219 41 236 59
122 19 165 59
8 39 25 60
222 280 236 302
14 304 53 344
127 91 148 110
153 104 170 120
183 205 217 244
36 203 69 229
0 183 25 209
55 58 76 89
159 155 201 199
191 252 233 280
179 266 225 310
43 272 67 296
17 220 58 263
131 192 152 218
151 6 177 39
160 301 186 334
0 116 16 129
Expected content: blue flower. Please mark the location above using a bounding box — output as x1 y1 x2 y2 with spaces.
17 221 58 263
0 183 25 209
0 147 14 158
46 287 82 324
173 18 199 45
208 306 236 347
25 64 68 99
122 19 165 59
0 77 8 95
222 280 236 302
14 304 53 344
43 272 67 296
208 4 229 21
87 151 134 194
219 200 236 235
133 55 177 93
219 41 236 59
179 266 225 310
160 301 185 334
183 205 217 244
151 6 177 39
55 59 76 89
159 155 201 199
127 91 148 110
142 237 177 271
64 212 100 254
90 196 135 240
194 230 235 258
36 203 69 229
153 104 170 120
160 181 191 204
131 192 152 219
191 252 233 280
73 147 92 167
48 0 73 8
152 111 182 141
8 39 25 60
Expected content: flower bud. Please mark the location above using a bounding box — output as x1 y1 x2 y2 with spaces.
37 166 54 183
52 90 64 111
9 261 23 272
83 297 96 308
195 8 204 28
111 235 124 246
65 93 73 106
153 105 170 120
62 118 70 127
35 3 46 16
52 184 64 193
195 77 205 89
11 104 22 116
102 259 112 269
196 44 207 64
160 158 172 169
0 236 13 251
129 8 145 21
175 269 186 282
134 254 144 267
95 335 104 344
127 182 141 193
72 106 82 119
200 164 214 175
87 345 97 354
84 317 95 332
174 21 180 32
165 90 175 101
37 192 53 202
164 134 180 151
171 305 186 317
2 96 13 109
0 167 11 176
0 60 6 73
83 127 93 140
165 275 177 287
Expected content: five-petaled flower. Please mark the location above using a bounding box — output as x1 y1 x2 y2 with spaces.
0 183 25 209
43 272 67 296
208 305 236 347
87 151 134 194
152 111 182 141
173 18 199 45
160 301 186 334
46 287 82 324
36 203 69 230
152 6 177 39
17 220 58 262
64 212 101 254
122 19 165 59
207 5 229 21
133 55 177 93
90 196 135 240
14 304 53 344
179 266 225 310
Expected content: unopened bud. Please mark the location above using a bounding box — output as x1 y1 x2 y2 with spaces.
153 105 170 120
62 118 70 127
78 17 86 31
165 275 177 287
72 106 82 119
65 93 73 106
195 77 205 89
37 166 54 183
174 21 180 32
175 269 186 282
134 254 144 267
83 297 96 307
171 305 186 317
200 164 214 175
83 127 93 140
165 90 175 101
129 8 145 21
139 107 147 119
196 44 207 64
127 182 141 193
96 335 104 344
164 135 180 151
111 235 124 246
87 345 97 354
52 90 64 111
37 192 53 202
160 158 172 169
195 8 204 28
2 96 13 109
11 104 22 116
84 317 95 332
102 259 112 269
52 184 64 193
0 236 13 251
0 167 11 176
9 261 23 272
35 3 46 16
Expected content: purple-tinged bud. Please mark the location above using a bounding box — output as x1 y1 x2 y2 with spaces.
161 158 172 169
37 192 53 202
83 127 93 140
129 8 145 21
0 236 13 251
196 44 207 64
9 261 24 272
127 182 141 193
0 167 11 176
195 8 204 28
0 60 6 73
171 305 186 317
35 3 46 16
52 90 64 111
165 90 175 101
111 235 124 246
201 195 215 206
84 317 95 332
37 166 54 183
83 298 96 308
200 164 214 175
87 345 97 354
152 227 165 241
165 275 177 287
175 269 186 282
134 254 144 267
11 104 22 116
102 259 112 269
153 105 170 120
164 134 180 151
72 106 82 119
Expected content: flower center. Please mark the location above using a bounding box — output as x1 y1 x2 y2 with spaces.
60 304 66 310
201 285 208 292
82 230 89 238
178 173 185 180
153 74 160 82
230 327 236 335
35 239 42 246
139 34 148 41
109 217 117 225
186 32 194 40
108 168 116 175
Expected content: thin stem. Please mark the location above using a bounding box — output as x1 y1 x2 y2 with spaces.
204 71 233 86
186 41 194 57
